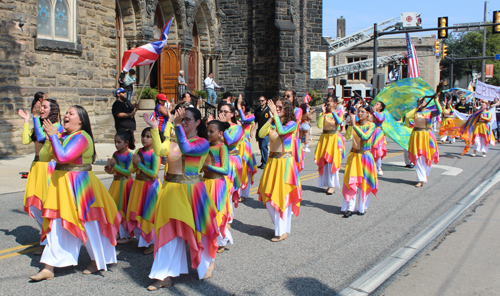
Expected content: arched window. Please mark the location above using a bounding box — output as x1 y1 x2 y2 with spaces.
37 0 75 42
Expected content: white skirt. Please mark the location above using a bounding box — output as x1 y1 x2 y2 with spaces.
318 163 340 188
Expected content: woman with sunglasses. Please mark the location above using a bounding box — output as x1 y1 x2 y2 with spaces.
145 107 218 290
460 100 495 157
258 98 302 242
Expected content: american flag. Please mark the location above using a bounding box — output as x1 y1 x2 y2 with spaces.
122 18 173 72
405 33 419 78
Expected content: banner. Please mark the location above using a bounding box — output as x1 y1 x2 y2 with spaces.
485 64 494 78
475 81 500 101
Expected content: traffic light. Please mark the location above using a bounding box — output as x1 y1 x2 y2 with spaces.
494 11 500 34
434 40 441 56
438 17 448 39
442 44 448 58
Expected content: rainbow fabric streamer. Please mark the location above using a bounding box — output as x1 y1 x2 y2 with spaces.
379 110 412 150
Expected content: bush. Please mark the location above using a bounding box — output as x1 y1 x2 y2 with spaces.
194 89 207 100
140 87 159 100
308 89 323 106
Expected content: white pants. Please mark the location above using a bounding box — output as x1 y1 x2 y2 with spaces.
41 218 117 270
30 206 46 245
375 158 382 171
241 183 250 198
415 155 431 182
134 228 154 247
341 188 370 213
216 226 233 247
149 236 214 280
318 163 340 188
266 203 292 237
474 137 488 153
119 224 130 239
440 135 455 143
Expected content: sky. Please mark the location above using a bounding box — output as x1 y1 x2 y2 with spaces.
322 0 495 38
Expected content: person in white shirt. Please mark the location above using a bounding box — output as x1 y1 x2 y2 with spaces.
204 73 221 105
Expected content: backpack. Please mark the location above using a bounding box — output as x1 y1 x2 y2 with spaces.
118 72 126 88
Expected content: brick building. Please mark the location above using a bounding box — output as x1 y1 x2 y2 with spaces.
0 0 327 157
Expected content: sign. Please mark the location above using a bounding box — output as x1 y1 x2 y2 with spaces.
400 12 421 28
452 22 482 32
310 52 326 79
485 64 494 78
475 80 500 101
495 54 500 60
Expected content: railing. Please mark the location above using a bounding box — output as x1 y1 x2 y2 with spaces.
328 53 405 77
188 92 217 119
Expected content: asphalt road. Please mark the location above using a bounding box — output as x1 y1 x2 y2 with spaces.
1 137 499 295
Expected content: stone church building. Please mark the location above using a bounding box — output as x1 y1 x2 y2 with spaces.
0 0 327 156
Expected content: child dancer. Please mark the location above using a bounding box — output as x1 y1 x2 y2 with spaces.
236 95 257 202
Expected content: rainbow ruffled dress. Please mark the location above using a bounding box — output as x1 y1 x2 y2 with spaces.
460 109 495 154
151 126 218 269
370 111 387 161
314 110 345 175
203 143 231 237
438 107 461 139
292 107 305 172
126 148 161 244
258 115 302 218
41 131 120 246
407 102 442 166
223 123 243 205
342 122 378 202
107 150 134 229
22 118 63 218
237 109 258 189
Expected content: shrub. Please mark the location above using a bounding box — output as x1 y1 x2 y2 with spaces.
194 89 207 100
140 87 159 100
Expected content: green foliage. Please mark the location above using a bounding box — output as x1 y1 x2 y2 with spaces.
140 87 159 100
441 27 500 86
308 89 323 106
193 89 207 99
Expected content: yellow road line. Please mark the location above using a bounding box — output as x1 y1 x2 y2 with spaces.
0 245 41 260
0 242 38 254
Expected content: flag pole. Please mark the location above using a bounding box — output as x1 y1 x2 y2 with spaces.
134 60 157 108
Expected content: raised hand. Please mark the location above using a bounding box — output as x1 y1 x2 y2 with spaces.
322 103 326 114
207 115 214 122
143 113 158 129
173 107 185 126
42 119 57 137
268 100 277 116
18 109 30 123
237 94 243 109
32 101 41 116
218 112 226 122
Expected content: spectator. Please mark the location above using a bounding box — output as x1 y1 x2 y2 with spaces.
178 70 187 102
179 92 200 109
455 97 470 114
112 88 136 133
253 96 271 169
204 72 221 105
218 91 233 110
492 98 500 143
123 69 136 102
299 102 315 152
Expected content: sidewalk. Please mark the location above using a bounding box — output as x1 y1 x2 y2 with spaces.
382 188 500 296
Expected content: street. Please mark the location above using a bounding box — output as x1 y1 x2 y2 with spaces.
1 137 499 295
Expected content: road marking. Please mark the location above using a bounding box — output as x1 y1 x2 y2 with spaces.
0 242 38 254
0 244 41 260
389 162 463 176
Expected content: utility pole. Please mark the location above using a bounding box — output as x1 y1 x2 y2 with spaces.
373 23 378 97
481 1 487 81
449 57 454 88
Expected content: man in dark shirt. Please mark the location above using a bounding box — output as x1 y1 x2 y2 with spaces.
112 88 136 133
455 97 470 114
253 96 271 169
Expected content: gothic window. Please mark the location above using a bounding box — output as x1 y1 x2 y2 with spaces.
37 0 75 42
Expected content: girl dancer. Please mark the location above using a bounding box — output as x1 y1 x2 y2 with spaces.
105 130 134 244
460 100 495 157
126 127 161 255
30 106 120 281
19 98 63 255
314 96 345 195
152 93 173 141
285 90 304 172
258 98 301 242
342 106 377 218
438 99 458 144
236 95 257 203
407 96 442 187
370 102 387 175
203 120 233 253
145 108 218 290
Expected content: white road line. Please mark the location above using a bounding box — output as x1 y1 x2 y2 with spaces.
337 164 500 296
389 162 463 176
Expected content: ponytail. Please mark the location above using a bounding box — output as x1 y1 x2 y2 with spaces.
116 129 135 150
185 108 208 139
207 120 230 133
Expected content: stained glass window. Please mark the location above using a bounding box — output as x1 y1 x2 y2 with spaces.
37 0 52 37
54 0 69 39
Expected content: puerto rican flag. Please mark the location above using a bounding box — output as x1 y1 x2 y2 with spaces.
303 92 312 104
122 18 173 72
405 33 419 78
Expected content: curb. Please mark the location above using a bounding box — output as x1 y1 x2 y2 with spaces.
337 168 500 296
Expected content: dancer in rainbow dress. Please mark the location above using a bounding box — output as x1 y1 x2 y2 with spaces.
258 98 302 242
370 102 387 176
236 95 257 202
438 99 458 144
460 100 496 157
152 93 173 141
314 96 345 195
145 107 218 290
104 130 134 244
342 106 377 218
218 103 243 209
284 90 304 172
126 127 161 255
406 96 442 187
18 97 63 255
30 106 120 281
203 120 233 254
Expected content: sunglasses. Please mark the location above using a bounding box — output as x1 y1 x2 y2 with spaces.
276 106 283 110
259 100 266 102
181 117 193 123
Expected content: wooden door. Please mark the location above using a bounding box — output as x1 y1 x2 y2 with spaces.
160 45 179 102
188 49 197 91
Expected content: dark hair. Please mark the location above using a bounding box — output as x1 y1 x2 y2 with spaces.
30 99 60 142
376 101 386 112
207 120 230 133
328 95 338 104
285 89 299 108
181 92 190 101
277 98 296 125
222 91 232 100
171 103 186 115
72 105 97 163
141 127 151 138
218 103 238 124
299 103 308 114
129 69 136 75
239 98 250 113
116 129 136 150
185 107 207 139
30 92 45 114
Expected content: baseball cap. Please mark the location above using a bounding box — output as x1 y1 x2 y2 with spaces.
115 88 126 96
157 94 167 101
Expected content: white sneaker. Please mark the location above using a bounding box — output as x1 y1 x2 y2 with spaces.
304 147 311 152
471 153 476 157
482 154 486 157
377 170 383 176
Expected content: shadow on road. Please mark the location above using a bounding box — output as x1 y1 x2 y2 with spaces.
285 277 338 295
237 196 263 210
300 199 343 216
378 176 417 186
230 219 274 240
